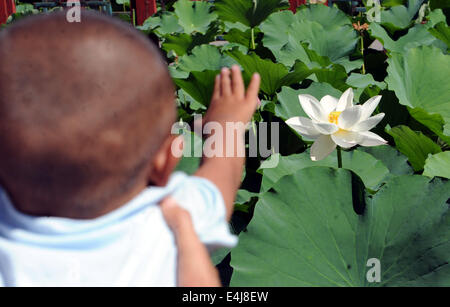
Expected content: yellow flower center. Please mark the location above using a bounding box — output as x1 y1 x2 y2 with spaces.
328 111 341 125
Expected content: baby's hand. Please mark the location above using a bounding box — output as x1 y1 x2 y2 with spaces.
160 197 221 287
204 65 261 126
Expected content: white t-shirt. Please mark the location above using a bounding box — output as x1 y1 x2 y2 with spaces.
0 172 237 286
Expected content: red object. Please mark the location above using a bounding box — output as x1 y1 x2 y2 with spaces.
0 0 16 25
289 0 306 13
131 0 157 26
289 0 328 13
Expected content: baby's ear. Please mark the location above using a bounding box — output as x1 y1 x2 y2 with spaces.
148 135 183 187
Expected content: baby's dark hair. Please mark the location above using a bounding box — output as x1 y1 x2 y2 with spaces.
0 11 175 218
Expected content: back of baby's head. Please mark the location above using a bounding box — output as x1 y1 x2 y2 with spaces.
0 11 175 218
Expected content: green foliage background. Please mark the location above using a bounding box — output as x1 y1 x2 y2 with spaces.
140 0 450 286
4 0 450 286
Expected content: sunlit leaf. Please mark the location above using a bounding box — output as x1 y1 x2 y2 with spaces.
231 167 450 286
215 0 283 28
387 125 442 171
385 46 450 136
423 151 450 179
173 0 217 34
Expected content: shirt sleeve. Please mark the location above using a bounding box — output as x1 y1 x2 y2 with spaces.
168 172 238 250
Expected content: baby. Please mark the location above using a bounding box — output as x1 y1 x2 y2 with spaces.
0 11 260 286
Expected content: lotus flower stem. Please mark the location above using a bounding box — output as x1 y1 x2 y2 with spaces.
251 118 257 143
251 28 256 50
337 146 343 168
360 34 366 75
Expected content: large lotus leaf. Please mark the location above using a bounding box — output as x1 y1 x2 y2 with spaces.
275 83 341 121
290 17 357 63
169 66 189 79
408 107 450 145
226 50 314 96
423 151 450 179
231 167 450 286
139 12 183 35
177 45 237 73
263 35 310 68
162 28 217 56
313 64 349 92
380 0 425 32
385 46 450 136
215 0 283 28
358 146 413 176
159 14 183 35
334 58 364 74
258 150 390 191
425 9 447 29
369 23 440 54
347 73 386 90
261 6 358 67
296 3 352 26
174 70 219 106
223 27 254 48
259 10 296 53
429 21 450 48
136 16 160 33
346 73 386 102
162 34 194 56
388 125 442 172
173 0 217 34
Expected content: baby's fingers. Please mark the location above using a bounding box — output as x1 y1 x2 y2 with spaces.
160 197 191 232
212 75 221 101
245 73 261 106
231 65 244 98
220 68 232 97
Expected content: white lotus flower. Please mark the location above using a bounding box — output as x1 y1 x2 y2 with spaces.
286 88 387 161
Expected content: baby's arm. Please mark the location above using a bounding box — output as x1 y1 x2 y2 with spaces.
195 66 261 220
161 197 221 287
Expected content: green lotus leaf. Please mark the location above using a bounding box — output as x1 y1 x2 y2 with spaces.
258 149 391 192
425 9 447 29
226 50 315 96
261 6 358 67
177 45 237 73
358 146 413 176
347 73 386 90
423 151 450 179
223 27 261 50
408 107 450 145
387 125 442 172
162 29 216 56
140 13 183 35
215 0 283 28
231 167 450 286
173 0 217 35
369 23 441 54
429 21 450 48
346 73 386 101
385 46 450 136
380 0 425 32
174 70 219 106
155 13 183 35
